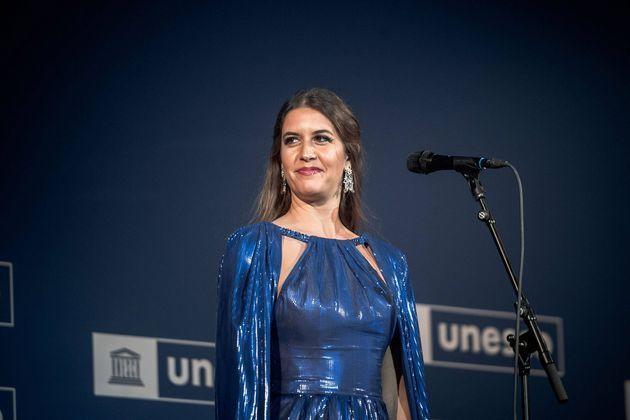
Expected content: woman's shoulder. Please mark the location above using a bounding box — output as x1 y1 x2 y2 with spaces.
225 221 265 241
362 231 410 288
223 221 270 249
218 223 272 292
362 230 406 262
219 222 270 274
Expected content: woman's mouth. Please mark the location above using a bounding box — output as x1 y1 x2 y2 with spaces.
296 168 323 176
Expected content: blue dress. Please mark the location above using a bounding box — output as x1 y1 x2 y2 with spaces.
215 221 430 419
269 223 395 419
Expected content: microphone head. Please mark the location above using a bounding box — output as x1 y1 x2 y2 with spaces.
407 150 506 175
406 150 434 174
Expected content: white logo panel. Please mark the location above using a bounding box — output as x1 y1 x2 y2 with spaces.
416 303 565 377
92 332 215 406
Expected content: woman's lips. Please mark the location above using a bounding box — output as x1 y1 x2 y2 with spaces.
296 168 322 175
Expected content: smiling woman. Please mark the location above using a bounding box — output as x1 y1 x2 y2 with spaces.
215 88 430 420
253 88 365 231
279 108 349 204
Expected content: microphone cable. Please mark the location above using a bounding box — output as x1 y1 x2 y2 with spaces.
506 162 525 420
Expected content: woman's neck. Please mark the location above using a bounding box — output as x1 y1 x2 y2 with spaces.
275 194 352 239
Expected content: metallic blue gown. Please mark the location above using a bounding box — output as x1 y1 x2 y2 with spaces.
216 221 430 419
270 224 394 418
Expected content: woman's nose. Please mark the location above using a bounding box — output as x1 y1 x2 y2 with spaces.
300 142 316 161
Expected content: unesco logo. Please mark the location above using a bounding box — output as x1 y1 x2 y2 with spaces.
109 348 144 386
92 332 215 405
416 304 565 376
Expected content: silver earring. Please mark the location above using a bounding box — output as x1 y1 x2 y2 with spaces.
281 167 287 194
343 165 354 193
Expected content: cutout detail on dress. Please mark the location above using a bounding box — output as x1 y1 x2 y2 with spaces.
277 235 310 299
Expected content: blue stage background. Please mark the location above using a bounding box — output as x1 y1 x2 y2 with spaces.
1 2 628 419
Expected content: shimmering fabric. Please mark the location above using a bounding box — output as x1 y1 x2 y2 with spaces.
216 221 430 419
271 393 388 419
270 224 394 418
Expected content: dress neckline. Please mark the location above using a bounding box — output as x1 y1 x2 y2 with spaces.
266 221 365 245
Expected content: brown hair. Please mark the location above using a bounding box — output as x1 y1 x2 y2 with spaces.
250 87 367 231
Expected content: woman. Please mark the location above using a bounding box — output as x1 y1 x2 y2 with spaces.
216 88 430 419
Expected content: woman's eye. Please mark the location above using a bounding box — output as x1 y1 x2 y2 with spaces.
314 135 333 143
284 137 298 145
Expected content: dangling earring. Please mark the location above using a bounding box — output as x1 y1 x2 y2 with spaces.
343 165 354 193
281 166 287 194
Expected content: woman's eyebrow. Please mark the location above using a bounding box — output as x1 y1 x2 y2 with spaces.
282 131 300 138
313 129 334 135
282 129 334 138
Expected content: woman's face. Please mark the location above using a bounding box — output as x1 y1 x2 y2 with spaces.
280 107 348 204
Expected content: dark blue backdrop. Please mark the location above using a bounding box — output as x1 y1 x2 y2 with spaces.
2 2 628 419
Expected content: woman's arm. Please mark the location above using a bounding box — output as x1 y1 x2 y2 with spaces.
397 376 412 420
389 326 412 420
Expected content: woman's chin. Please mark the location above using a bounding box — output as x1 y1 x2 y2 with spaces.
293 187 334 203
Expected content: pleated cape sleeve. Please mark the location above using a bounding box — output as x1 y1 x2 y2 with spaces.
215 222 429 419
215 222 278 419
364 232 431 419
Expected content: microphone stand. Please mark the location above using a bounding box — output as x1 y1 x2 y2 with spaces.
461 171 568 419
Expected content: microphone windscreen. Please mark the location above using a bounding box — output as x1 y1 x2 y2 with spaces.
406 151 432 174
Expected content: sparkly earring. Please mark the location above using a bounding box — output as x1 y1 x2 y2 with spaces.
281 166 287 194
343 165 354 193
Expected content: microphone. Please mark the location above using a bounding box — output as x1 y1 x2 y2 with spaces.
407 150 508 175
